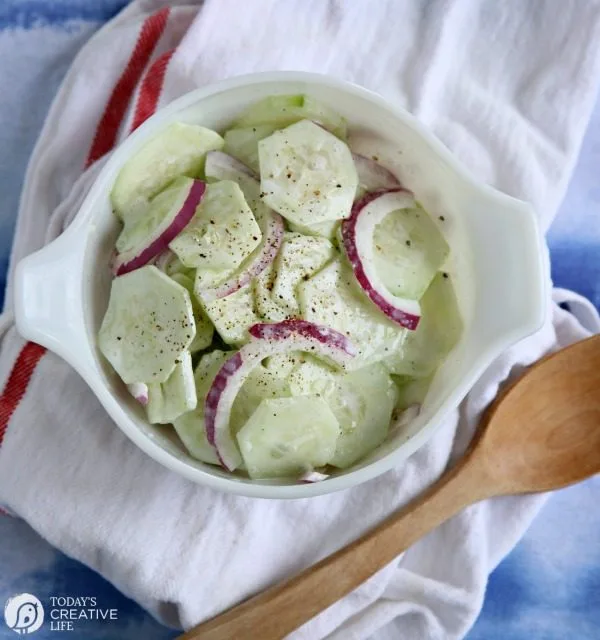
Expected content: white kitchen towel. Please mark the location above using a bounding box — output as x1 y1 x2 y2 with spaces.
2 1 600 639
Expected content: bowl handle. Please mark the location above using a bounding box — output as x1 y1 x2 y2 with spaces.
14 230 91 370
468 192 548 346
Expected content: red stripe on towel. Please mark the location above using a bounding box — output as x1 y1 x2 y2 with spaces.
85 7 170 167
0 9 176 514
131 48 175 131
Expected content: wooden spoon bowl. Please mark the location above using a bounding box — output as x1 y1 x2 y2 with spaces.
181 334 600 640
479 335 600 493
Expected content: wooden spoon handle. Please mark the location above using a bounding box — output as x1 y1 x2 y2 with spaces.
179 456 490 640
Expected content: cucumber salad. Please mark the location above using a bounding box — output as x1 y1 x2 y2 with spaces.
99 94 462 480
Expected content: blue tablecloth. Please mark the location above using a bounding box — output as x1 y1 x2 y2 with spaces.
1 3 598 638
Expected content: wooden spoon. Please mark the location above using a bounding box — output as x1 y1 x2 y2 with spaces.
180 334 600 640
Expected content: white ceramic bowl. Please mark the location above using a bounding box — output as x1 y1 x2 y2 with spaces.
14 72 546 498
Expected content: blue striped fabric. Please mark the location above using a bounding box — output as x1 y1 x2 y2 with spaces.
0 1 128 30
0 3 598 639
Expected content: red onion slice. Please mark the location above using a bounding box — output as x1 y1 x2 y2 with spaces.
127 382 149 406
204 320 356 470
248 319 357 359
113 180 205 276
352 153 402 191
341 189 421 330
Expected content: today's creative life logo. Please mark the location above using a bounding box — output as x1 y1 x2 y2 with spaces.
4 593 45 635
4 594 119 633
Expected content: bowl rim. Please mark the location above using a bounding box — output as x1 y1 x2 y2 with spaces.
15 71 547 498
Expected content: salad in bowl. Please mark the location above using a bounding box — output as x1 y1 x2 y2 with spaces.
98 94 462 481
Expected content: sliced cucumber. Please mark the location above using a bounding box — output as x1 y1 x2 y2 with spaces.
236 396 340 479
327 363 398 469
169 180 262 270
385 272 462 377
111 123 223 221
234 95 347 140
146 351 197 424
200 284 260 345
172 411 220 465
252 265 292 323
289 219 340 241
115 176 193 256
298 259 407 370
259 120 358 227
195 267 235 291
98 266 195 383
287 357 398 468
230 354 296 431
223 125 278 173
169 273 213 353
202 150 266 219
172 350 230 464
287 354 338 397
373 203 449 300
271 233 334 313
155 250 194 279
202 155 286 302
393 374 432 409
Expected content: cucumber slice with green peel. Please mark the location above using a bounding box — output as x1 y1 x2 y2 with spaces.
385 272 463 377
373 203 449 300
298 259 407 370
146 351 197 424
327 363 398 469
236 396 340 479
98 266 195 384
200 285 260 345
234 95 347 140
169 273 213 353
111 123 223 220
252 265 293 323
169 180 262 270
259 120 358 227
172 350 230 464
223 125 278 173
272 233 335 313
